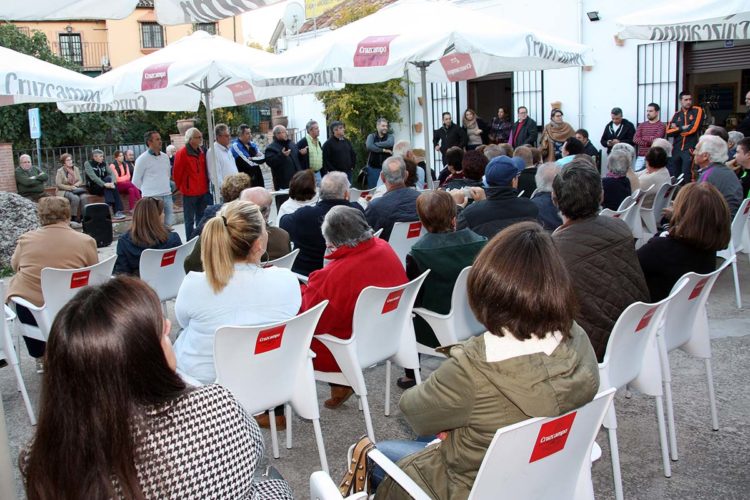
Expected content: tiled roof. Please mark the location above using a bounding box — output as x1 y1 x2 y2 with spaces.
298 0 398 33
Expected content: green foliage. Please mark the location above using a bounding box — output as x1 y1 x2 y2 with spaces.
316 80 406 167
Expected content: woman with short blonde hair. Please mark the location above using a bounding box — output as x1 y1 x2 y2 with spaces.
173 200 301 390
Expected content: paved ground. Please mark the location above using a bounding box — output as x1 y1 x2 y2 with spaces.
2 239 749 499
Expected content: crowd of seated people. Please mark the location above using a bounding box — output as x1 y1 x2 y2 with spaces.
8 116 744 498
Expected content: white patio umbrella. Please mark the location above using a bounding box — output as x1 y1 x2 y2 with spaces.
57 31 338 199
0 0 281 25
253 0 594 184
616 0 750 42
0 45 110 107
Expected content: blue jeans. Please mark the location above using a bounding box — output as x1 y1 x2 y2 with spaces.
182 193 211 239
366 166 382 189
370 438 433 489
152 194 175 227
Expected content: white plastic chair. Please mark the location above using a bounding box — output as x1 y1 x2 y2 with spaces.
309 389 616 500
214 301 330 473
372 228 384 239
139 237 198 313
269 189 289 225
1 285 35 425
264 248 300 270
717 198 750 308
412 266 484 357
387 221 427 267
10 255 117 342
598 284 685 500
349 187 373 200
314 272 429 442
600 200 636 224
640 182 677 236
516 189 525 197
628 185 655 242
658 257 736 462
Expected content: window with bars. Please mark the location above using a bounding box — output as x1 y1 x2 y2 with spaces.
430 82 461 171
141 22 165 49
195 23 217 35
58 33 83 66
637 42 679 125
512 71 544 130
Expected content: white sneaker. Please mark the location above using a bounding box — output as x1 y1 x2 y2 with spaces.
70 221 82 229
113 211 127 220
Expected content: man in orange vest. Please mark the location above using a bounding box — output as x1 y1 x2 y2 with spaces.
666 91 705 183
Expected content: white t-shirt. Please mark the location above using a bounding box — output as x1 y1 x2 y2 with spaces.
174 263 301 384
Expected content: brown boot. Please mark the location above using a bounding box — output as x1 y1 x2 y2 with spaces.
324 384 354 409
254 412 286 430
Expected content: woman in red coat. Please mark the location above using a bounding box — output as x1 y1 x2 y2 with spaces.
300 205 407 408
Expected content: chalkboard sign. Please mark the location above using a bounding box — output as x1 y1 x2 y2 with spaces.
696 84 736 112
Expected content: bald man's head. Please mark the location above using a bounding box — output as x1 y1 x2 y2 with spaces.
240 187 272 221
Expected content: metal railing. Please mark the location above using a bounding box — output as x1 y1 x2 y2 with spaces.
15 144 147 187
48 41 110 72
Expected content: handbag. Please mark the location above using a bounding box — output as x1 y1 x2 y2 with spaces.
339 435 376 496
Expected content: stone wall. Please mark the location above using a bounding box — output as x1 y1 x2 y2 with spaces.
0 143 17 193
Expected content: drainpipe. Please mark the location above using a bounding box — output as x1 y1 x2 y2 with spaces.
577 0 584 130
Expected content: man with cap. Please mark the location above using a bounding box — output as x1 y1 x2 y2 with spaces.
452 155 538 239
600 107 636 154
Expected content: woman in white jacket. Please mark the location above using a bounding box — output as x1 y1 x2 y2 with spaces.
174 200 301 387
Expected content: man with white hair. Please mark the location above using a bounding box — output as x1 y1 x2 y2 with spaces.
695 135 743 217
280 171 363 276
239 187 291 260
265 124 303 204
15 154 49 201
206 123 237 192
365 156 421 240
727 130 744 161
364 117 394 188
531 162 562 231
173 127 211 237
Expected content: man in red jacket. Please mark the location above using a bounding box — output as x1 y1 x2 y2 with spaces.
667 91 705 183
173 127 211 237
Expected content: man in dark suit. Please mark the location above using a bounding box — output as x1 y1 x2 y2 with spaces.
509 106 538 147
433 112 467 165
265 125 303 206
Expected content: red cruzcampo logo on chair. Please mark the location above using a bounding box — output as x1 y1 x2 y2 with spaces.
635 306 658 332
141 63 171 91
70 270 90 289
440 53 477 82
529 412 577 462
353 35 397 67
689 277 709 300
254 325 285 354
227 81 256 105
160 250 177 267
407 222 422 239
382 289 404 314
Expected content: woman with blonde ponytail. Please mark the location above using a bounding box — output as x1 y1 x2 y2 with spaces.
173 200 301 386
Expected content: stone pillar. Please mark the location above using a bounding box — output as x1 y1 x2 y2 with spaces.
170 134 186 151
0 143 17 193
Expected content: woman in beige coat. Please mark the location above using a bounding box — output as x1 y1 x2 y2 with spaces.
374 222 600 500
5 197 98 368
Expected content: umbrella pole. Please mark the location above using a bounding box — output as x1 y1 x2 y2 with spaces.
416 62 434 189
203 80 220 204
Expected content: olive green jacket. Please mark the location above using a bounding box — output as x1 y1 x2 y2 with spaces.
376 323 600 500
15 166 48 198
